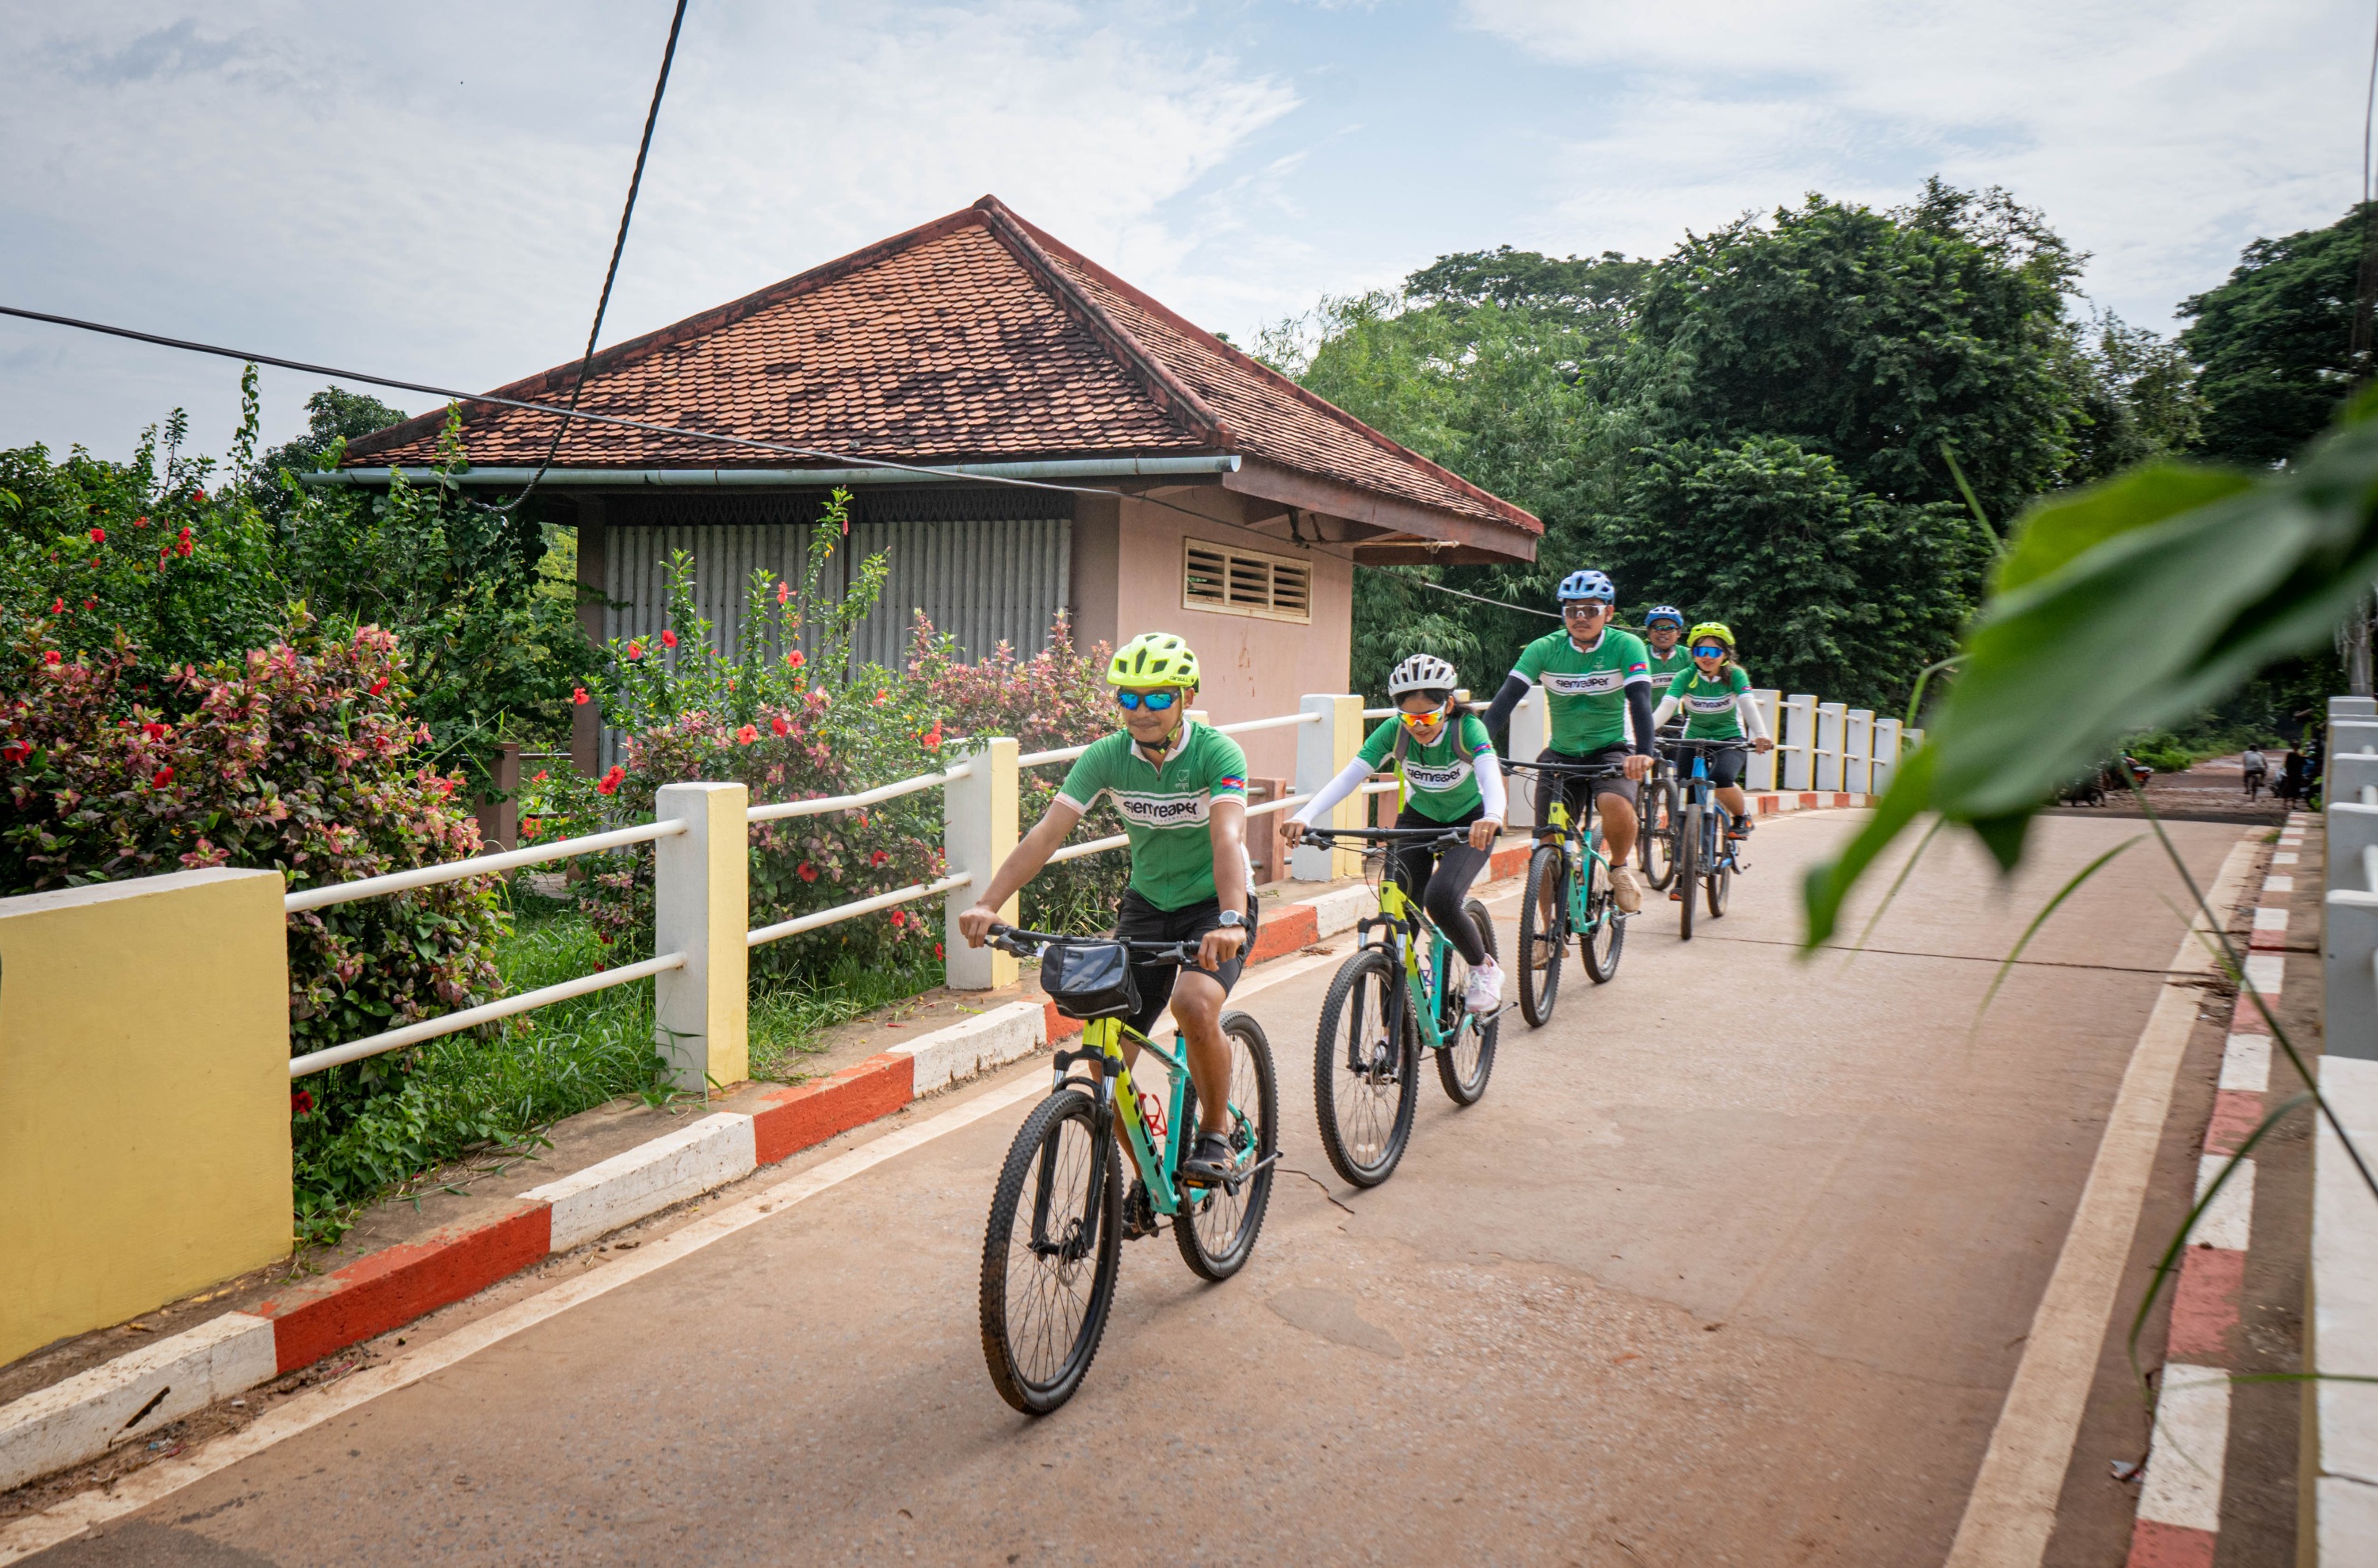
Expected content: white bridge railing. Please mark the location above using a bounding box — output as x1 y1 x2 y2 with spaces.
275 685 1925 1092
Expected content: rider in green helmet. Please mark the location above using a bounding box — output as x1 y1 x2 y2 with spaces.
958 633 1253 1186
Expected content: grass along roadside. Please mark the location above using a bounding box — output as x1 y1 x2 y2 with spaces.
289 889 939 1248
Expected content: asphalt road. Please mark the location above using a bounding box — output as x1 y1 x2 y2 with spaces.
20 811 2247 1567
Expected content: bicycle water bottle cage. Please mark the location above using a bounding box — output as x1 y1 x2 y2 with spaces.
1043 940 1141 1021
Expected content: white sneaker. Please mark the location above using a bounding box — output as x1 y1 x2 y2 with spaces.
1463 961 1504 1014
1610 864 1645 914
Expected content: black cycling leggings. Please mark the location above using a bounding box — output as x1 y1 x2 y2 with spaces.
1386 809 1492 966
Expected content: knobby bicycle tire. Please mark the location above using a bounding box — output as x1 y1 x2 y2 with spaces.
979 1088 1122 1415
1675 803 1699 942
1176 1012 1279 1277
1707 832 1732 918
1641 777 1680 891
1436 897 1499 1106
1518 844 1567 1027
1579 844 1625 982
1313 947 1419 1186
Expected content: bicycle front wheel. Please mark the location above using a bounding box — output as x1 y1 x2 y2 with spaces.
1517 845 1567 1027
1707 833 1732 919
1580 848 1626 982
1436 898 1500 1106
1675 804 1699 942
1314 948 1419 1187
1640 776 1680 890
980 1088 1122 1415
1177 1012 1279 1278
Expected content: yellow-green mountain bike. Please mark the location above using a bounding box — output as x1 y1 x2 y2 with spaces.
1504 758 1628 1026
1298 826 1503 1187
976 925 1279 1414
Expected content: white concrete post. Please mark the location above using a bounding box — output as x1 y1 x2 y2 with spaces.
1781 695 1816 791
1871 717 1903 795
653 782 750 1096
1294 694 1363 881
1814 702 1845 792
2330 801 2378 899
1503 687 1550 832
2332 694 2377 719
1747 690 1780 792
944 737 1019 991
1844 709 1874 795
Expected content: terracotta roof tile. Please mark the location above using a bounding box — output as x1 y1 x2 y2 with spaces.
346 198 1538 541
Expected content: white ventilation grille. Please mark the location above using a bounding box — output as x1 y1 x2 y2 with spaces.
1181 538 1312 624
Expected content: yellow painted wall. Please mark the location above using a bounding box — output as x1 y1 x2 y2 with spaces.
0 870 290 1363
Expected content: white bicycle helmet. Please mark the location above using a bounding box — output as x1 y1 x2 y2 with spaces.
1387 652 1459 698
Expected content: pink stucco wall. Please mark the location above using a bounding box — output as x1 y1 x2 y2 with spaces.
1069 488 1351 782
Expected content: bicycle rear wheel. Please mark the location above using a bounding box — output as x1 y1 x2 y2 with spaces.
1517 845 1567 1027
1177 1012 1279 1278
1579 849 1626 982
1640 776 1680 891
980 1088 1122 1414
1313 948 1419 1187
1436 898 1500 1106
1675 804 1699 942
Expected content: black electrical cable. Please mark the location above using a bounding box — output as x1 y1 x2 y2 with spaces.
496 0 690 514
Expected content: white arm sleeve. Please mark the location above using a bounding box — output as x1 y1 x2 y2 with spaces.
1476 750 1507 824
1289 756 1374 827
1652 694 1681 729
1736 690 1770 741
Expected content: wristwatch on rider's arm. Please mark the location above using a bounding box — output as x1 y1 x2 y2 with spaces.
1216 910 1247 930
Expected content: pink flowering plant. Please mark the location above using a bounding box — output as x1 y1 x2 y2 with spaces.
580 493 950 978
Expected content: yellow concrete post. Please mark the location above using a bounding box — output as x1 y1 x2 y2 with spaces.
1291 694 1365 880
0 870 290 1364
944 738 1019 990
653 782 749 1094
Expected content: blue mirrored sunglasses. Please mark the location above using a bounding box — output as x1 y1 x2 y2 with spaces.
1692 644 1728 658
1114 689 1180 712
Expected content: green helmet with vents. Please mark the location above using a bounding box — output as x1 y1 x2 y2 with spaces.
1107 632 1200 687
1688 621 1736 650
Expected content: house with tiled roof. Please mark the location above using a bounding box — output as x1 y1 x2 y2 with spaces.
331 196 1541 778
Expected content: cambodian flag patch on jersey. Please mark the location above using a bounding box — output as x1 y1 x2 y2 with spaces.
1625 657 1649 676
1217 774 1246 792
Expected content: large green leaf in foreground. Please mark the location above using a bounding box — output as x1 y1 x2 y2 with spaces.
1804 398 2378 946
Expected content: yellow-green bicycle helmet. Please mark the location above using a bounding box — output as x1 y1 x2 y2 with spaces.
1107 632 1200 687
1687 621 1736 651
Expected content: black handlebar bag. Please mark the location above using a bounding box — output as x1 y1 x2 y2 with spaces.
1043 940 1141 1022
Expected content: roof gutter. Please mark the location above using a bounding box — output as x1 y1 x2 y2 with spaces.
303 455 1241 488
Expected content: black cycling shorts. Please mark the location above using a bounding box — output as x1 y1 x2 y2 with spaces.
1113 888 1259 1038
1681 742 1749 790
1531 744 1637 834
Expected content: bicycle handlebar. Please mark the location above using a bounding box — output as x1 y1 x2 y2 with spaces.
984 923 1202 965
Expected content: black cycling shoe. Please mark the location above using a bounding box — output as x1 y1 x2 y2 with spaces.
1179 1131 1237 1188
1726 817 1754 838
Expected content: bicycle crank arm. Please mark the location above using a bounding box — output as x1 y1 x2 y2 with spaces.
1219 1151 1283 1194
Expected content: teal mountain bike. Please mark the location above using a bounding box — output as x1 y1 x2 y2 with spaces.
1298 827 1503 1187
976 925 1279 1414
1505 759 1628 1027
1665 739 1746 939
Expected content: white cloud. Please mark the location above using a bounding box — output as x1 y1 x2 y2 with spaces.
1461 0 2372 326
0 2 1297 457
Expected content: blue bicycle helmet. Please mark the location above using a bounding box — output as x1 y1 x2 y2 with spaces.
1642 604 1684 629
1557 569 1615 603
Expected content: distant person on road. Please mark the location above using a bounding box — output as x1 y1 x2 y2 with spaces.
1286 653 1506 1012
1483 569 1657 916
2242 746 2268 801
2280 747 2307 804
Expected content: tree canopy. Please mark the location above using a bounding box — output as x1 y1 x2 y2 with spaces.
2179 202 2374 466
1270 179 2196 714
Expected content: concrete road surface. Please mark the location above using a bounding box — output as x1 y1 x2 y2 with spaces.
18 812 2247 1567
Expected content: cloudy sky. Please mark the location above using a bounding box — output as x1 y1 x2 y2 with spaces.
3 0 2370 462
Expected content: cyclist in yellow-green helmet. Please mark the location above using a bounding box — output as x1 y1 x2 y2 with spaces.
958 633 1254 1186
1648 621 1774 851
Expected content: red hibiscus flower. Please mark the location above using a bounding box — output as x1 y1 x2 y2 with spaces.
48 599 62 614
151 767 174 788
533 770 549 782
2 742 30 764
784 649 805 670
134 515 148 529
921 721 942 751
82 598 94 611
572 686 591 706
290 1088 314 1117
660 629 679 648
934 942 944 960
776 580 791 604
141 721 168 740
770 714 790 737
889 909 906 929
368 676 388 696
42 650 61 666
797 861 818 882
595 765 626 796
870 849 888 867
736 724 759 745
88 526 105 543
625 641 644 661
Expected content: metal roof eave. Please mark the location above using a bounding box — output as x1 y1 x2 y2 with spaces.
304 454 1242 488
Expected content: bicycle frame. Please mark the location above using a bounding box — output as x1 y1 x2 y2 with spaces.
1355 877 1469 1054
1673 746 1741 877
1053 1015 1237 1222
1539 797 1615 935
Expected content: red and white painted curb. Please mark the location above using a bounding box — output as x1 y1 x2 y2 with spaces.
2124 812 2303 1567
0 799 1884 1495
